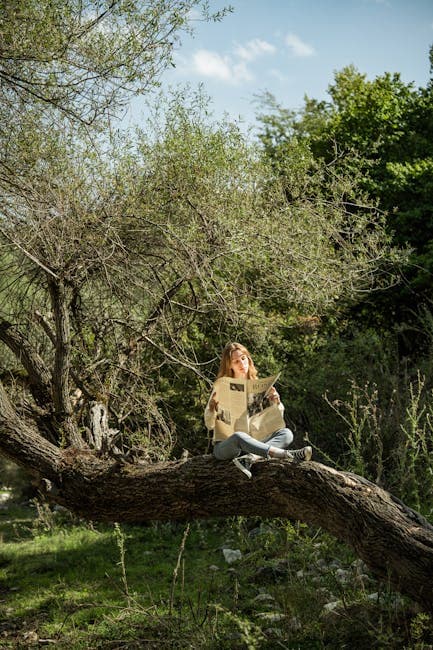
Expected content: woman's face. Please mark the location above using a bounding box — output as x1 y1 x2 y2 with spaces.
230 349 250 379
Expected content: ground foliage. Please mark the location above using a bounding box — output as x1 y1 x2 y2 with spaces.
1 495 432 649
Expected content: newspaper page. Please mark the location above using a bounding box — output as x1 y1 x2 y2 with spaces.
213 373 285 441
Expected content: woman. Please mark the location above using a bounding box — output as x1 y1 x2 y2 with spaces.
204 342 312 478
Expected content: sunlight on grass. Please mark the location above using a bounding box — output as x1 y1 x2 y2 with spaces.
1 502 432 648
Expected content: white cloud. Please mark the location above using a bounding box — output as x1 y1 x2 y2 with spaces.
269 68 289 83
191 36 277 85
232 61 253 83
193 50 232 81
234 38 276 62
185 37 277 85
192 49 253 83
285 33 316 57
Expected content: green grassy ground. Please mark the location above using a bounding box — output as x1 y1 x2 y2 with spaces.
0 494 432 649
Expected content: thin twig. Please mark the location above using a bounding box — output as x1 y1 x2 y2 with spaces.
169 523 190 616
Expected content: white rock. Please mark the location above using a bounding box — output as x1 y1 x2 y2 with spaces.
253 593 275 602
367 592 379 602
222 548 242 564
352 558 369 573
335 568 349 583
256 612 285 622
322 600 342 614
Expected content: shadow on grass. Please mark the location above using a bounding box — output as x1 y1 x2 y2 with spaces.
0 505 232 647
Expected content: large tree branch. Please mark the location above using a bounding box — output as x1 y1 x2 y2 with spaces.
53 455 433 611
0 318 52 407
0 381 61 478
0 400 432 611
34 309 95 403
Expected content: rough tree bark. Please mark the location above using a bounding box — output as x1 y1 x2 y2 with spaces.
0 319 52 407
1 381 432 612
48 279 83 447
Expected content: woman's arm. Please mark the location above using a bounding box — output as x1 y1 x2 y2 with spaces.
204 390 218 430
268 386 284 410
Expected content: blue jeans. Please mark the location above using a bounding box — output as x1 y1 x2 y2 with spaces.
213 428 293 460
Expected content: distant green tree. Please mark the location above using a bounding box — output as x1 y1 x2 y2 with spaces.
256 49 433 320
254 52 433 469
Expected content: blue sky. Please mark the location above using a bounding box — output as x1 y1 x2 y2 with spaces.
126 0 433 130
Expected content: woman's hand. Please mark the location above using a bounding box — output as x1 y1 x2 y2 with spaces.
209 392 219 412
268 387 280 404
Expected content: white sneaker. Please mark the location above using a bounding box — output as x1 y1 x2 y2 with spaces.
286 446 312 462
233 454 256 478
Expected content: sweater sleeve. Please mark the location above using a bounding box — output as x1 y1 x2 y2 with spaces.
204 388 217 430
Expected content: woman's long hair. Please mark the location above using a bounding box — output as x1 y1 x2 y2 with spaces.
216 342 258 380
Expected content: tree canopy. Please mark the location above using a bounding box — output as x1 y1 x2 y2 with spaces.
256 52 433 317
0 0 230 124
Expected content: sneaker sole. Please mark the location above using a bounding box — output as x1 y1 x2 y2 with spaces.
233 458 252 478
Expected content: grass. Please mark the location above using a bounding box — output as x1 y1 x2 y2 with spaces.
1 498 432 649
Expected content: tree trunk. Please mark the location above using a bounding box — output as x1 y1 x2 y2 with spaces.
1 402 432 611
48 280 83 447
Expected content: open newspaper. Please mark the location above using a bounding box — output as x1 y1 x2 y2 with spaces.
213 373 285 441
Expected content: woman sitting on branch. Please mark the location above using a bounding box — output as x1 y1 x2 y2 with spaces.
204 342 312 478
